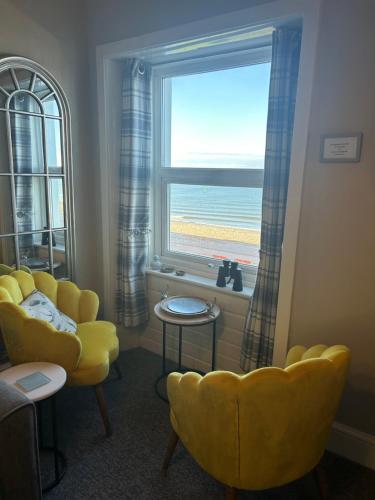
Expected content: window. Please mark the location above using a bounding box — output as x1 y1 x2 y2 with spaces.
153 47 271 285
0 59 74 279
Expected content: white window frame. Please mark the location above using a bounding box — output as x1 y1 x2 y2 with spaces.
152 45 272 287
96 0 322 364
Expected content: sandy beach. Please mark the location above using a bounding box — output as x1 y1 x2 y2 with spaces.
170 220 260 245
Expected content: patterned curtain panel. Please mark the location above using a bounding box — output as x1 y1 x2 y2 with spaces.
116 59 152 328
240 27 302 371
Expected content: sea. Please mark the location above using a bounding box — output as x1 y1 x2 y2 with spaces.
170 154 263 232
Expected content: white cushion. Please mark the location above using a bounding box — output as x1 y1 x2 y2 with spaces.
20 290 77 334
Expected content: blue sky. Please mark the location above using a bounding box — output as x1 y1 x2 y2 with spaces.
170 62 271 163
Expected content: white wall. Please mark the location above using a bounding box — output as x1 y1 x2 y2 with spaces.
86 0 275 46
90 0 375 442
289 0 375 436
0 0 99 291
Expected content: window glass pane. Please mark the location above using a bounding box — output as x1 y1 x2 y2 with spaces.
168 184 261 266
15 176 47 232
19 232 51 272
11 113 44 173
52 230 67 279
166 63 271 169
50 178 65 228
33 77 51 100
43 95 60 117
0 177 14 234
0 111 9 172
15 69 33 91
0 236 16 267
46 119 62 172
9 93 41 114
0 70 16 94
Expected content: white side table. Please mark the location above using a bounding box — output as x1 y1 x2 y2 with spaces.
154 301 221 402
0 362 67 492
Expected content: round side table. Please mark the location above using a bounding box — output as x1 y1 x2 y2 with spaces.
154 301 220 402
0 362 67 492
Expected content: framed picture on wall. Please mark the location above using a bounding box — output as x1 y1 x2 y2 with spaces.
320 133 363 163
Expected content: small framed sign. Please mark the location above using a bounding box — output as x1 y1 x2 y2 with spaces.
320 133 362 163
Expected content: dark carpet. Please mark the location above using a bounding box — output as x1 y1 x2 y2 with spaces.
42 348 375 499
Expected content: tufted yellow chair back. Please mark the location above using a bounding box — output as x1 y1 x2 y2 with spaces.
167 345 350 491
0 264 31 276
0 271 99 372
0 271 99 322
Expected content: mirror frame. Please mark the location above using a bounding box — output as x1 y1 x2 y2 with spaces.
0 56 75 279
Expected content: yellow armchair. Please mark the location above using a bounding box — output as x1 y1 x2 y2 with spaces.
0 270 120 436
163 345 350 499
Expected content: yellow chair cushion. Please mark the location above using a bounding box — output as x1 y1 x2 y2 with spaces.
68 321 119 386
0 271 118 388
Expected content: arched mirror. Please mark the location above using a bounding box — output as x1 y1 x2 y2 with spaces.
0 57 75 279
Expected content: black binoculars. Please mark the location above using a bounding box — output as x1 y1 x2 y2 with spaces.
216 259 243 292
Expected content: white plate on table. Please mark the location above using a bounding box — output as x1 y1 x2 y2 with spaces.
160 296 210 317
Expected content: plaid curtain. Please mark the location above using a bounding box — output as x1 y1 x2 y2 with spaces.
240 27 302 371
116 59 152 327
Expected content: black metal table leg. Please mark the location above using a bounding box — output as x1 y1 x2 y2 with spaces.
155 321 169 403
154 304 219 403
178 326 182 370
40 395 67 493
162 321 166 375
37 402 44 447
212 320 216 371
51 396 60 480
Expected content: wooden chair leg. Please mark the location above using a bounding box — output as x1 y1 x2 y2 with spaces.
225 486 237 500
161 429 179 476
113 360 122 380
94 384 112 437
314 464 328 500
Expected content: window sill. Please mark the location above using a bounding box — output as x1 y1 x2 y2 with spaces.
146 269 253 299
